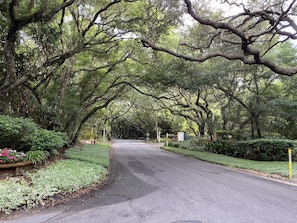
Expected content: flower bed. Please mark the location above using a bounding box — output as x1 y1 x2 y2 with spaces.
0 148 31 178
0 148 26 164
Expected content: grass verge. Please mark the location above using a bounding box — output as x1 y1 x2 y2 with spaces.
162 146 297 179
0 143 110 214
65 143 110 167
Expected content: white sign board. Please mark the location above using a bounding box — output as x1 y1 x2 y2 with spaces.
177 132 184 142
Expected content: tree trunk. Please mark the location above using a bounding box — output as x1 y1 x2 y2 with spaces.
254 115 262 138
250 113 262 138
250 117 255 138
198 121 206 136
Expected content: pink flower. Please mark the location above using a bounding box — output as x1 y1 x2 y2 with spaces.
0 148 25 164
1 149 11 157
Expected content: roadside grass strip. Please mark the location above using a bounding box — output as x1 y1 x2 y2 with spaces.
0 143 109 214
162 146 297 178
65 143 110 167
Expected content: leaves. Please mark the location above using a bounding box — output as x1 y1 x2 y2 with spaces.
0 143 109 214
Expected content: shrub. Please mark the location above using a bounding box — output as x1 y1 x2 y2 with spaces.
233 139 297 161
191 137 208 148
23 129 67 152
167 138 206 151
205 138 297 161
205 140 234 156
0 115 37 149
0 115 67 153
168 141 180 148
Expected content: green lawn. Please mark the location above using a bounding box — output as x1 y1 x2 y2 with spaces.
162 146 297 178
65 143 110 167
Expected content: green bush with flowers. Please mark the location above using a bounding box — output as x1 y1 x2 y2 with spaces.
0 148 26 164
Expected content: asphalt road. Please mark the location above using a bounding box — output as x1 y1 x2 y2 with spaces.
3 139 297 223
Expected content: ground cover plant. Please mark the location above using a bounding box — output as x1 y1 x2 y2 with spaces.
0 143 110 214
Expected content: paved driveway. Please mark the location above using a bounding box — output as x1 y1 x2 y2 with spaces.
3 139 297 223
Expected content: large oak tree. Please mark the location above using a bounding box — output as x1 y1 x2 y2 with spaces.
142 0 297 76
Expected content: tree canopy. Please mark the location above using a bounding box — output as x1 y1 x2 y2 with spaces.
142 0 297 76
1 0 297 144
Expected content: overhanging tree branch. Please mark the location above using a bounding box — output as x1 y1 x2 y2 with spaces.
141 0 297 76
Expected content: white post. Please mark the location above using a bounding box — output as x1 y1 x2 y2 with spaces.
166 133 169 146
102 129 106 143
157 129 161 143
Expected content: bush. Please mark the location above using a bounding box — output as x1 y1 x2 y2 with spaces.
23 129 67 152
168 138 206 151
205 138 297 161
0 115 67 153
233 139 297 161
168 141 180 148
0 115 37 149
205 140 234 156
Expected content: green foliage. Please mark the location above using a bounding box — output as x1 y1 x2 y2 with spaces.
0 115 37 149
168 141 185 149
216 130 242 140
65 144 110 167
0 178 35 214
80 129 95 140
0 148 26 164
28 160 107 193
191 137 208 148
205 138 297 161
205 140 234 156
0 115 67 153
233 139 297 161
25 150 50 165
168 138 207 151
0 160 107 214
0 143 110 214
24 129 67 152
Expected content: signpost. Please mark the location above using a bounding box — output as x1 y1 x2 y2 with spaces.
288 148 293 180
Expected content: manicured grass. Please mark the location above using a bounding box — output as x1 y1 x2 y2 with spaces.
162 146 297 178
65 143 110 167
0 143 110 214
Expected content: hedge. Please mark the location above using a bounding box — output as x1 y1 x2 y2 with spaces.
206 138 297 161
